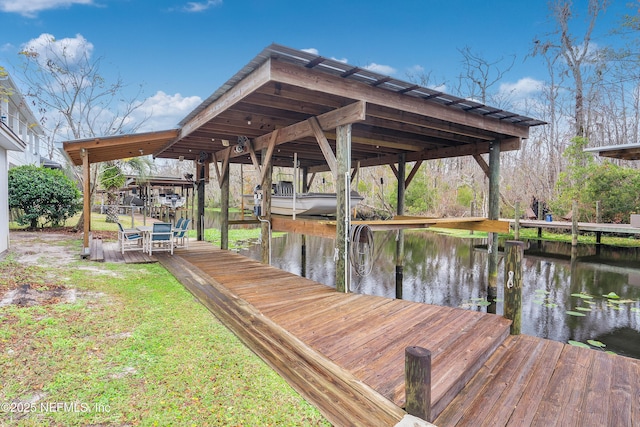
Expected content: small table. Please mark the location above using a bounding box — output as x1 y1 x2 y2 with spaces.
136 226 153 253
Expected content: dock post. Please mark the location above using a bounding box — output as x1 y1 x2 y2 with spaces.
596 201 602 245
514 201 520 241
220 160 229 250
537 202 543 238
571 200 578 247
396 153 406 299
405 346 431 422
504 240 525 335
487 140 501 302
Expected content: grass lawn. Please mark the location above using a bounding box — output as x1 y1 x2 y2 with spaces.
0 231 328 426
429 226 640 247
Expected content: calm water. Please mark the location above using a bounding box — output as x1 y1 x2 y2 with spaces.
206 212 640 359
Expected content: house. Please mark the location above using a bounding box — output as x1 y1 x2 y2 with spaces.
0 71 45 256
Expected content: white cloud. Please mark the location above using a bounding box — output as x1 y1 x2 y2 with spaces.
364 62 396 76
0 0 93 18
132 91 202 132
499 77 544 99
183 0 222 13
301 48 319 56
407 64 424 75
21 33 93 69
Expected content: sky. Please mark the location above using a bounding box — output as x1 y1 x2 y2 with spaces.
0 0 635 135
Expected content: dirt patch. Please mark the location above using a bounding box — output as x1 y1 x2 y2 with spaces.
0 284 75 307
9 231 79 267
2 231 83 303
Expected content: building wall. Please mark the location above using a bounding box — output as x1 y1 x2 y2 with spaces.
0 147 8 256
1 73 44 256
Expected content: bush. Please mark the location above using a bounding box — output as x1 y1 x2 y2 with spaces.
8 165 82 228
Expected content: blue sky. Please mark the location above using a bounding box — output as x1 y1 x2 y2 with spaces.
0 0 634 133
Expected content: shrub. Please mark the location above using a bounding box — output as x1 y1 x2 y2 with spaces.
8 165 82 228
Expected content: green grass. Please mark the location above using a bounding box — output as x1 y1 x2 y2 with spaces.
500 227 640 247
0 236 329 426
428 225 640 247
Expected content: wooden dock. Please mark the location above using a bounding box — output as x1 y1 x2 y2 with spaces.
509 218 640 236
145 242 640 426
158 242 509 425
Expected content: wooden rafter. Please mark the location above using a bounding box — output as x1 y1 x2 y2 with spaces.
308 116 337 178
405 160 423 188
270 60 530 139
212 148 231 188
473 153 490 177
222 101 366 161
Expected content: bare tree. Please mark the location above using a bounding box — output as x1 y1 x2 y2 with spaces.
16 34 150 227
453 46 516 107
534 0 609 138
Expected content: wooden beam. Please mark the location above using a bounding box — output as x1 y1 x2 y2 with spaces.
405 160 423 188
308 137 521 173
211 148 231 189
350 161 360 183
335 124 352 293
473 154 490 177
260 130 278 185
307 172 316 189
389 163 399 180
270 60 531 139
246 139 262 176
308 116 337 179
228 101 366 160
162 60 272 153
81 149 90 254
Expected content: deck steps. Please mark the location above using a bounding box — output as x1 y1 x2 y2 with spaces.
89 237 104 262
162 248 512 423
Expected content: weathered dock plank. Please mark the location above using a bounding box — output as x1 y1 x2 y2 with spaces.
434 333 640 427
158 252 406 427
156 245 511 424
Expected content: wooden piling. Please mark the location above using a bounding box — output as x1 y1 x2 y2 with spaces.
405 346 431 422
571 200 578 247
504 240 525 335
514 201 520 241
596 200 602 244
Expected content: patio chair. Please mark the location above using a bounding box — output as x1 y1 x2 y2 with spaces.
148 222 174 255
117 222 144 254
173 218 191 249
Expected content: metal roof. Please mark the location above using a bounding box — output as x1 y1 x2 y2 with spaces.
584 143 640 161
180 43 545 129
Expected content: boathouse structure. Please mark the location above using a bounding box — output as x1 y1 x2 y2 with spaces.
63 44 545 292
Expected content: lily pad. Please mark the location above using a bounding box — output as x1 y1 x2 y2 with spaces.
575 307 592 312
566 311 587 317
631 308 640 313
544 303 558 308
533 299 545 306
474 300 491 307
535 289 551 295
568 340 590 348
493 298 503 303
587 340 606 348
610 299 635 304
605 350 617 356
603 292 620 299
571 293 594 299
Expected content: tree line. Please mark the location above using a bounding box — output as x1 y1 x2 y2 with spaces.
6 1 640 226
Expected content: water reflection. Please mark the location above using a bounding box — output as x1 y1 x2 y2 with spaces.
238 229 640 359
